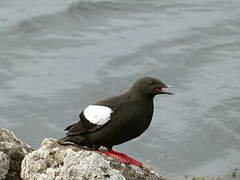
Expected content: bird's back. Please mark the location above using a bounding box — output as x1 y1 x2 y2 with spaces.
85 92 154 147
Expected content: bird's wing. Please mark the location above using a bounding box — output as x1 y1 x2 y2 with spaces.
65 105 113 136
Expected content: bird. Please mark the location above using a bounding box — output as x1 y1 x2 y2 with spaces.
59 77 173 166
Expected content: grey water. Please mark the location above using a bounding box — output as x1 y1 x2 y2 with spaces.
0 0 240 179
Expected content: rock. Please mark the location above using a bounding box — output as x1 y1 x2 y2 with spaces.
0 128 167 179
232 168 240 178
0 129 33 180
191 177 223 180
0 152 9 180
21 138 167 180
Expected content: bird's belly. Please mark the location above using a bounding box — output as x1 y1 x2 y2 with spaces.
87 116 152 147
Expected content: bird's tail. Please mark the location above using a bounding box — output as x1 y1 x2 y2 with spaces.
58 135 85 146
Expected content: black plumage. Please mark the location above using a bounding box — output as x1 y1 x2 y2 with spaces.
60 77 173 152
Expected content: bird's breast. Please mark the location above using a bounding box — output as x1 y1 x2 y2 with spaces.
114 101 154 135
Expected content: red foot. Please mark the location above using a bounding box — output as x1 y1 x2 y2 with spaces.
98 149 143 167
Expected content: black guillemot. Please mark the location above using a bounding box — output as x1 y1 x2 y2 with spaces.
59 77 173 166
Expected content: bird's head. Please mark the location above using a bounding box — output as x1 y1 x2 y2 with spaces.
130 77 174 98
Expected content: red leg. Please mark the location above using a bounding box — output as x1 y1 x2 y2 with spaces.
109 149 143 167
98 148 143 167
98 149 129 163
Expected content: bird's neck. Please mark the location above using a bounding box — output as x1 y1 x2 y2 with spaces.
127 90 154 102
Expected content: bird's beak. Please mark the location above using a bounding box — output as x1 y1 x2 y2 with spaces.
154 84 174 95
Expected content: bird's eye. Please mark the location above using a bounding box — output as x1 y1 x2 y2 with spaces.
147 81 153 85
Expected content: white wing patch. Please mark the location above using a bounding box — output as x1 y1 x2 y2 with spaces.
83 105 113 125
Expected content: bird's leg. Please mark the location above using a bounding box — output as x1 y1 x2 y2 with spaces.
108 149 143 167
98 148 142 167
98 148 129 163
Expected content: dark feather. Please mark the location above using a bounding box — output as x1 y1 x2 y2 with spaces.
64 124 74 131
65 111 106 136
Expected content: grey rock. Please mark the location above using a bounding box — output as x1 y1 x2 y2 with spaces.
0 129 33 180
232 168 240 178
21 138 167 180
0 152 9 180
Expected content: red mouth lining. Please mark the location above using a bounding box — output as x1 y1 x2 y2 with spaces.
154 87 173 94
154 87 164 92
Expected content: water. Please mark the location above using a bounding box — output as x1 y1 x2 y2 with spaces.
0 0 240 179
